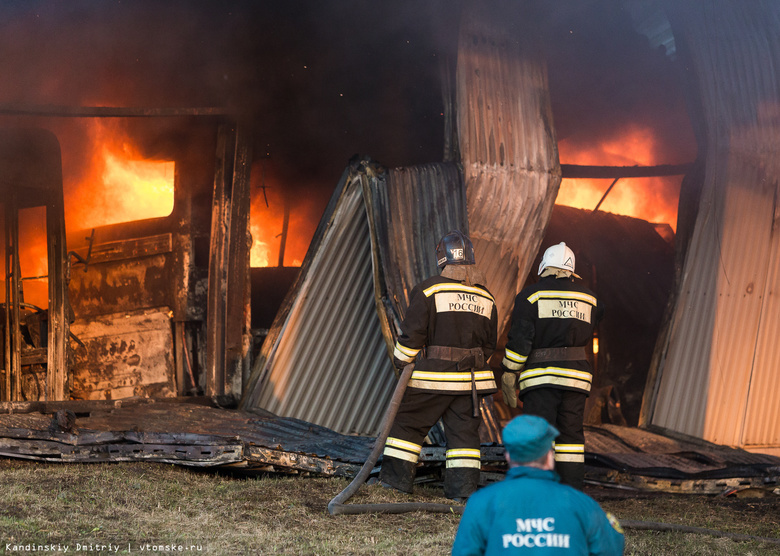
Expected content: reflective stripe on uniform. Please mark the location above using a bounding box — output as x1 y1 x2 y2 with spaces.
393 341 420 363
526 290 597 306
517 367 592 392
554 443 585 463
502 348 527 371
383 437 422 463
446 448 482 469
408 370 496 391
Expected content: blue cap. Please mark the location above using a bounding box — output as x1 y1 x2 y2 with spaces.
502 415 559 463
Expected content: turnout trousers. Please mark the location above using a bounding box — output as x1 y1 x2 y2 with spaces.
520 387 587 490
379 391 483 499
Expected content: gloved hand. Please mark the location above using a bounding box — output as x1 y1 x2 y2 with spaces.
500 371 518 408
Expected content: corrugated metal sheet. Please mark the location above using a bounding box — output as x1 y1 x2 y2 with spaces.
456 1 561 331
369 163 469 334
240 158 472 436
241 161 393 435
648 2 780 455
742 216 780 454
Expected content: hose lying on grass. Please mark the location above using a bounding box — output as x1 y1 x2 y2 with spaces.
620 520 780 545
328 363 464 515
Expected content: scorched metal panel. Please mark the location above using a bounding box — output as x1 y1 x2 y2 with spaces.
456 2 561 331
649 1 780 454
241 158 472 436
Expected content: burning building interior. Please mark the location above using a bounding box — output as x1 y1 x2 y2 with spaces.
0 0 778 493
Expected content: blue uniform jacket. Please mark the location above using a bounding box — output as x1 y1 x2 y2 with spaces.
452 466 624 555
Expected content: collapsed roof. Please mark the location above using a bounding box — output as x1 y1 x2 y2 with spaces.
243 0 780 460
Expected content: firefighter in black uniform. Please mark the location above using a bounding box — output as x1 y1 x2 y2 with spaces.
378 230 498 501
500 242 603 490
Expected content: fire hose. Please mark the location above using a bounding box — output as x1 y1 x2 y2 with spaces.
327 363 464 515
620 520 780 546
327 368 780 546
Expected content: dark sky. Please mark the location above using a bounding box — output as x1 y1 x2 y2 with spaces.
0 0 695 205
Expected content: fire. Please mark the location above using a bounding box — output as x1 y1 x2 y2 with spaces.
2 120 175 309
250 223 273 268
250 161 322 268
65 120 174 232
557 125 681 231
1 207 50 309
100 147 174 225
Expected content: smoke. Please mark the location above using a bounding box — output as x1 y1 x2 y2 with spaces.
540 1 695 163
0 1 695 218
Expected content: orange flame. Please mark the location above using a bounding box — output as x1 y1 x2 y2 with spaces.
250 161 322 268
3 120 175 308
100 147 174 225
557 124 681 231
9 207 50 309
66 120 174 232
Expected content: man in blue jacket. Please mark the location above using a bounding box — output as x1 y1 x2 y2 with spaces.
452 415 624 555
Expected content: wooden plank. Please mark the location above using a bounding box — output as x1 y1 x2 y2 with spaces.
0 396 163 415
69 309 176 400
0 427 126 445
246 446 362 477
21 347 47 366
0 438 243 466
205 125 232 398
585 469 780 495
224 122 253 397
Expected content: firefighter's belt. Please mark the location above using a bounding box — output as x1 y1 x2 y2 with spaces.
526 346 587 364
425 346 485 417
425 346 485 369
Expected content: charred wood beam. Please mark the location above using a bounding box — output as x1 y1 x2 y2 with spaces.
560 163 693 179
0 426 238 447
0 437 243 465
206 121 253 400
277 198 290 267
70 234 173 265
593 178 621 212
20 347 47 366
246 446 363 478
0 396 211 415
585 469 780 495
0 104 236 118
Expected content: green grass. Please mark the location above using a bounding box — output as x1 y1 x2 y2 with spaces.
0 459 778 555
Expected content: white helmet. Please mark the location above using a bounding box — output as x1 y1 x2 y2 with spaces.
538 242 581 279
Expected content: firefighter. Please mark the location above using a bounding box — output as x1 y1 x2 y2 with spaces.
378 230 498 501
451 414 625 555
500 242 604 490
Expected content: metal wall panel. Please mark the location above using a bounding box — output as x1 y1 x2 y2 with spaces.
649 2 780 453
247 168 395 435
742 230 780 454
457 1 561 331
368 163 469 336
241 159 472 436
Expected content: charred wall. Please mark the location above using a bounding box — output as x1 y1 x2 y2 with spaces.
66 121 219 400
